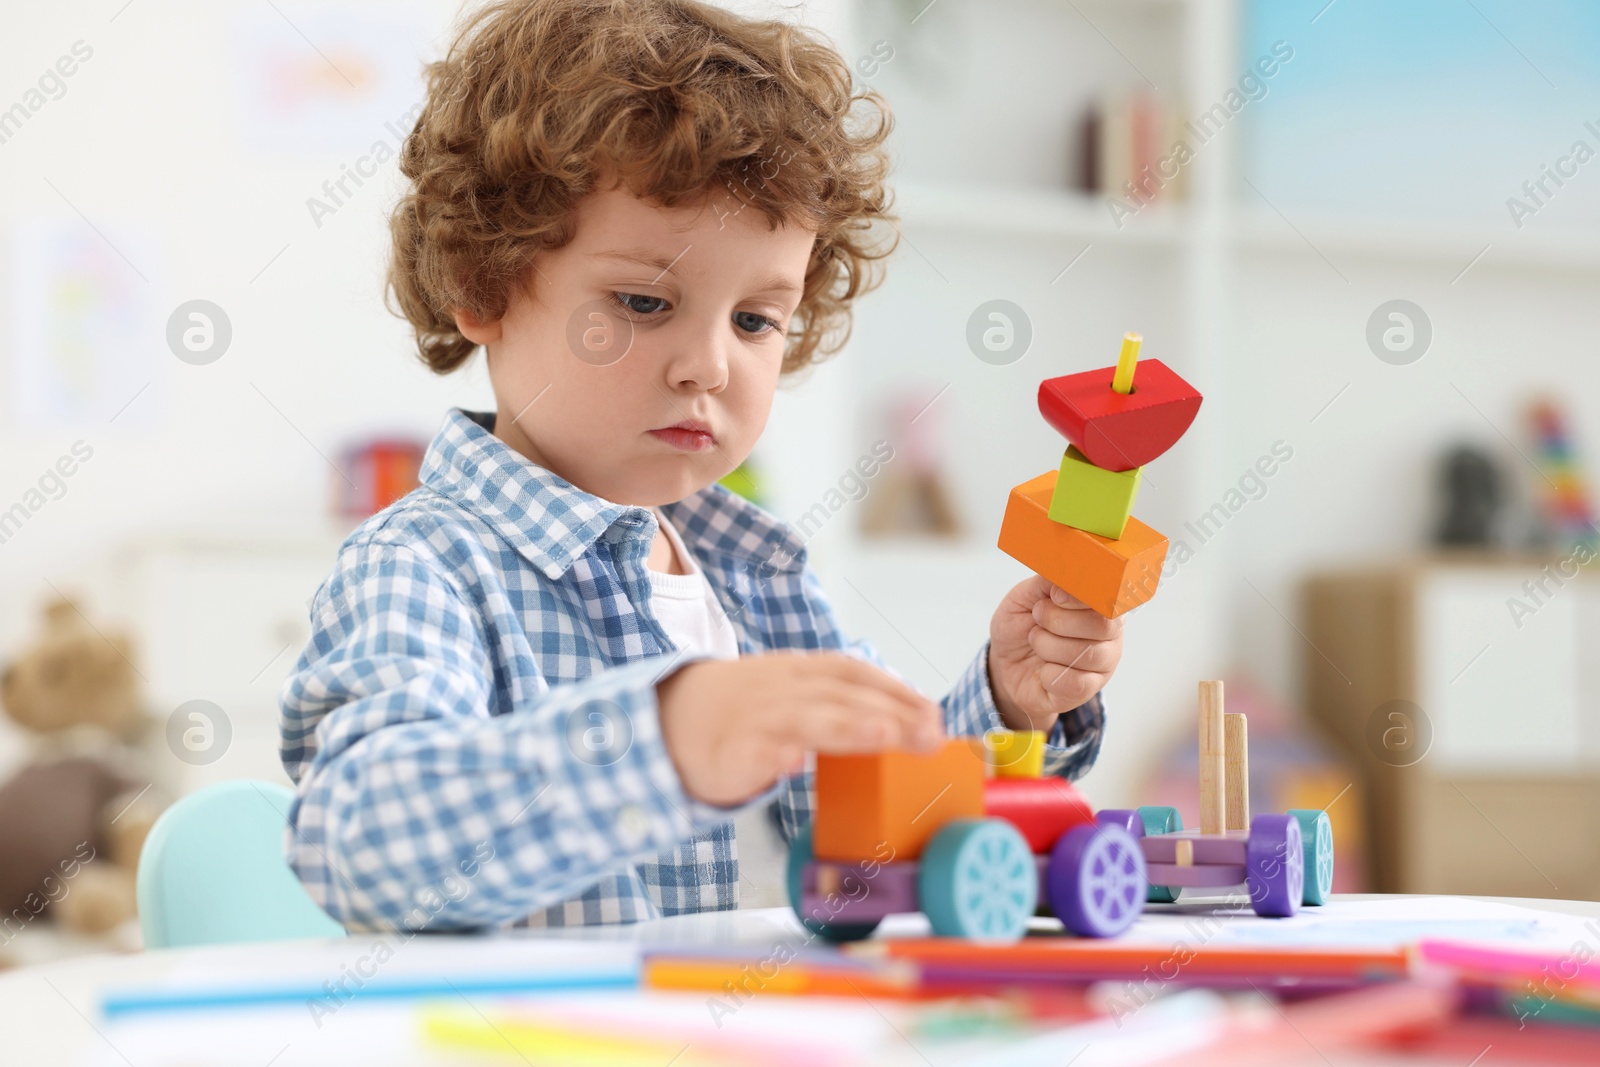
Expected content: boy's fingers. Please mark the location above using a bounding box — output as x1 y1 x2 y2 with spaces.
787 691 941 754
1031 597 1122 641
774 743 806 776
1047 583 1082 607
1011 574 1057 605
795 703 897 753
1042 668 1111 709
813 679 943 750
815 652 933 707
1026 629 1120 674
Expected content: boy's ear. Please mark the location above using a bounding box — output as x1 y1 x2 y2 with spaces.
452 305 503 345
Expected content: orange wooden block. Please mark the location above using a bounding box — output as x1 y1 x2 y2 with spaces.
998 471 1168 618
813 739 985 863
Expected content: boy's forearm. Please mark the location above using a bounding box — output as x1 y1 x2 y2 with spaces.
285 654 732 931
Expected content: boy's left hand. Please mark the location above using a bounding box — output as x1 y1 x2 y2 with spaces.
988 576 1123 733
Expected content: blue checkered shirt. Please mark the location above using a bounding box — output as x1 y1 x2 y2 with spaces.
279 408 1105 931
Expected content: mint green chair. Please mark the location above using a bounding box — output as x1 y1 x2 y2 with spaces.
137 780 345 949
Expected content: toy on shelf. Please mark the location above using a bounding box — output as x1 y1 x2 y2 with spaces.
861 387 963 538
336 437 426 520
718 459 766 507
1124 680 1335 917
999 332 1202 617
1526 397 1599 557
787 730 1148 944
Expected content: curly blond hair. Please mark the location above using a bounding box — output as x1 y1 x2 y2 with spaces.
386 0 898 375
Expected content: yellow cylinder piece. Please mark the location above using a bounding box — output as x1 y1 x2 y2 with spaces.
1112 331 1142 395
985 728 1046 778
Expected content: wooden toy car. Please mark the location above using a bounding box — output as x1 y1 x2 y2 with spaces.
1113 680 1335 917
786 731 1148 943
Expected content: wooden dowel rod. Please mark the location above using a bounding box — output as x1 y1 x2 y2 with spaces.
1199 680 1226 835
1225 713 1249 832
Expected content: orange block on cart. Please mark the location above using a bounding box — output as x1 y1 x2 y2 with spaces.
998 471 1167 618
813 739 985 863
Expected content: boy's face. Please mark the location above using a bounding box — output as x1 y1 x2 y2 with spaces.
458 179 816 507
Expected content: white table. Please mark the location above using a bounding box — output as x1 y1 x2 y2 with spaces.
3 896 1598 1066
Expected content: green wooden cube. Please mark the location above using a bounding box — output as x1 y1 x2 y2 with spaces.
1048 445 1142 539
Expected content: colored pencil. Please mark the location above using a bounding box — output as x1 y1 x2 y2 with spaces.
644 956 921 999
421 1010 818 1067
1139 979 1458 1067
1378 1014 1600 1065
1416 939 1600 989
855 937 1411 983
1506 995 1600 1030
642 954 1097 1015
102 967 637 1019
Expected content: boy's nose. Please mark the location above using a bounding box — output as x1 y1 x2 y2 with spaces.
663 327 730 392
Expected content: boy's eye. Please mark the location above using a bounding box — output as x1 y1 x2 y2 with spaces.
733 310 778 335
610 291 777 336
610 292 668 316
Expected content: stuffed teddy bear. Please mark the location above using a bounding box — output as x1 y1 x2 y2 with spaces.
0 596 164 943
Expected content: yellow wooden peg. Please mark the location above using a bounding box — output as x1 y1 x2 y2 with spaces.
1112 331 1142 395
985 728 1046 778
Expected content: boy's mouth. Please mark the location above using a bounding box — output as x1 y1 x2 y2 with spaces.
649 420 716 453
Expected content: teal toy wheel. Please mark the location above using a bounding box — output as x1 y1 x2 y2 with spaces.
919 819 1038 943
785 823 881 942
1288 809 1335 906
1137 805 1183 904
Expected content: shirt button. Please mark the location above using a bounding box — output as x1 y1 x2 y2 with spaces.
618 805 651 847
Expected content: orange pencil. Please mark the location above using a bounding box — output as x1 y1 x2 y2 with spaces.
644 957 921 1000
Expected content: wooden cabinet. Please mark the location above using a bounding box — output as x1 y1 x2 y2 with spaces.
1303 556 1600 899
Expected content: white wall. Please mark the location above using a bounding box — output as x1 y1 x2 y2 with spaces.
3 0 1598 813
0 2 477 648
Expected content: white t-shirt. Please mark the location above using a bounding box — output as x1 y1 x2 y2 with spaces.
648 508 789 909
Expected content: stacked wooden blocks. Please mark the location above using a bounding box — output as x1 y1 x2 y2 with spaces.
999 333 1202 617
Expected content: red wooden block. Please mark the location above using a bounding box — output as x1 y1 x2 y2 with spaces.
982 777 1097 853
1038 358 1202 472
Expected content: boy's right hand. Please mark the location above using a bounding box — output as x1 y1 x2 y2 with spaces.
656 651 945 807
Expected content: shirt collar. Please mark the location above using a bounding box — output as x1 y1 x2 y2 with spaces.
419 408 807 580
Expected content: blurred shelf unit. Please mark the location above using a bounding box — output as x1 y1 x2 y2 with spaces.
1302 555 1600 901
827 0 1239 738
891 188 1600 271
892 182 1192 247
1234 209 1600 273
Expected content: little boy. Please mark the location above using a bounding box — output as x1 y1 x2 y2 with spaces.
280 0 1123 931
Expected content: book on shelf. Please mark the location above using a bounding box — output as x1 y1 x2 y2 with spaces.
1076 90 1189 209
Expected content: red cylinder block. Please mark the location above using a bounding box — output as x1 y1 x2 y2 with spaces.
982 777 1097 853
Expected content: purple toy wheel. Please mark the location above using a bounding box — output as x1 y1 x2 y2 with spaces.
1245 813 1304 918
1047 822 1146 937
